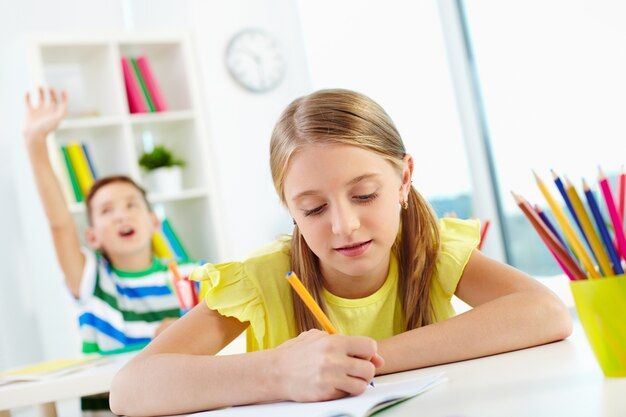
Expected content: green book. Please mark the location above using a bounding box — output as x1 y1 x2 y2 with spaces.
162 218 189 261
61 145 83 202
130 56 156 112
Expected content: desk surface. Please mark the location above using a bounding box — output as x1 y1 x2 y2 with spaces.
374 321 625 417
1 322 624 417
0 352 133 410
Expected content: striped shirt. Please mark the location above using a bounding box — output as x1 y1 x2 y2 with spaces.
77 249 198 354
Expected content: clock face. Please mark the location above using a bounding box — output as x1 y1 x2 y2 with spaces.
225 29 286 93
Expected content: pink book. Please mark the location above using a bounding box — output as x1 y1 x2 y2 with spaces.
136 55 168 112
121 56 147 113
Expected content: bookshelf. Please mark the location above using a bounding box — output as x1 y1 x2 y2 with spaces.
28 33 225 263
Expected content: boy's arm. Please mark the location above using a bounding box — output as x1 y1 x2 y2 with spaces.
23 87 85 298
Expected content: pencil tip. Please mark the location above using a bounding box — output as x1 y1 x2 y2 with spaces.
532 170 541 182
285 271 293 278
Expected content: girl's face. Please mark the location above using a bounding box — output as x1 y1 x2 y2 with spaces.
86 182 158 261
284 143 412 297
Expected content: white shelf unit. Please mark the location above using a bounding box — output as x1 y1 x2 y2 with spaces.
28 33 225 264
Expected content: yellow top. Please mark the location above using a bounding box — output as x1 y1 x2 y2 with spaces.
191 218 480 352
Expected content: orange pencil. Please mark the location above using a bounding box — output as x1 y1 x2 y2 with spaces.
478 219 491 250
168 261 186 309
168 261 183 283
285 271 337 334
533 171 599 279
512 192 586 280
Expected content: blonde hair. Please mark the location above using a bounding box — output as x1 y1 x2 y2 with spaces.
270 89 440 333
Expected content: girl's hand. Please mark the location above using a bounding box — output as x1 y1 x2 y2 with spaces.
23 87 67 143
273 329 384 402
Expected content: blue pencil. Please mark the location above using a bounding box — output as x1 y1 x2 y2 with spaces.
551 170 591 251
535 204 568 248
582 179 624 275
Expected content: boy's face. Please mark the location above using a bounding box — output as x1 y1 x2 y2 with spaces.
86 182 158 259
283 143 412 298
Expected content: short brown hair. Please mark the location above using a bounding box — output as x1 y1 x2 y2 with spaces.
85 175 151 225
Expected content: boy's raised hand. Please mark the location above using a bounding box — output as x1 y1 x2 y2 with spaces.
23 87 67 143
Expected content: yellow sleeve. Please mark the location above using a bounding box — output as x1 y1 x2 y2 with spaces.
430 218 481 320
190 262 266 345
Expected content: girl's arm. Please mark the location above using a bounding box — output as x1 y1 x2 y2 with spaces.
376 249 572 374
23 87 85 297
110 302 382 417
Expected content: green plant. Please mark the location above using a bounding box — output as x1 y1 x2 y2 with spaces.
138 145 185 171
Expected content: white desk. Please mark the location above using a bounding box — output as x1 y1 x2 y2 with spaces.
0 352 134 417
372 321 625 417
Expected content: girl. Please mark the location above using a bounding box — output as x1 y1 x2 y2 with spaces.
110 89 571 417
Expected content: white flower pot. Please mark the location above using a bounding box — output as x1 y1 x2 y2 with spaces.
144 166 183 194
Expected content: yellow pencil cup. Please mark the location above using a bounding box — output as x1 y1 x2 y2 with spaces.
570 275 626 377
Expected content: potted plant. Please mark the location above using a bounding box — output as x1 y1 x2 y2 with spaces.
139 145 186 193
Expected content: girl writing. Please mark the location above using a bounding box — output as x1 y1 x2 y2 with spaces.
110 89 571 416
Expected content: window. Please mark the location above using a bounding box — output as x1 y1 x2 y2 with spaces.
464 0 626 275
296 0 474 219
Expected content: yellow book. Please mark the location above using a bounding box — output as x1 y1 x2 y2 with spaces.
66 142 94 198
47 138 73 204
0 356 108 384
152 232 174 259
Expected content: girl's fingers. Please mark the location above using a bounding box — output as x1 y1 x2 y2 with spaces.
343 336 378 361
346 356 376 383
25 92 32 109
334 372 370 397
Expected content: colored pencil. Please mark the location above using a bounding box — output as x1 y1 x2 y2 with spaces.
582 179 624 275
564 177 613 277
478 219 491 250
533 171 599 278
285 271 337 334
552 170 590 250
533 205 576 280
617 165 626 224
534 204 567 248
513 192 585 280
167 261 186 309
598 168 626 264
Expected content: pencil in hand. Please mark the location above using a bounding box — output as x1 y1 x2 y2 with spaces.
285 271 337 334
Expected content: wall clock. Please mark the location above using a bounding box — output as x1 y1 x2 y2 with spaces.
225 29 286 93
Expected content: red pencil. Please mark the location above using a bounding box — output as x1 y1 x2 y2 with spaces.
512 191 586 280
478 219 491 250
619 165 625 224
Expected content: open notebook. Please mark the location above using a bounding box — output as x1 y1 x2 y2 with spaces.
0 355 109 385
185 372 445 417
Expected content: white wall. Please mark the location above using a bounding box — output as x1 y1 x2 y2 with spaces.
0 0 309 376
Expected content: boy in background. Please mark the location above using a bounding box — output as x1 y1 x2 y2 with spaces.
23 87 198 413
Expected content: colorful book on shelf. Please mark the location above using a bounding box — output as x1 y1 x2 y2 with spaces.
52 143 77 203
66 142 95 198
130 56 156 112
121 56 147 113
81 143 97 179
136 55 167 112
60 145 83 202
0 355 109 385
161 218 189 261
